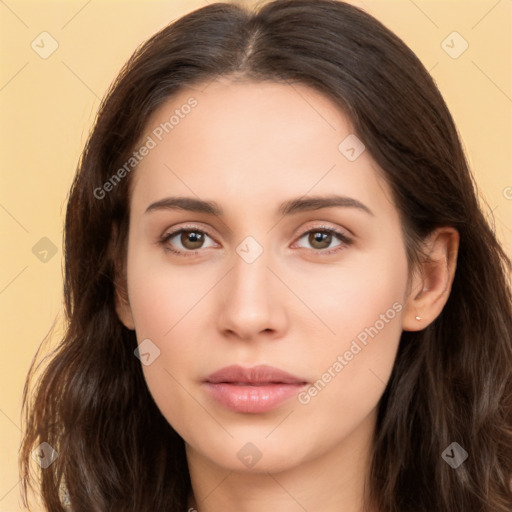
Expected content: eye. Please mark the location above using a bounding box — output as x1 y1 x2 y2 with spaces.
293 227 352 254
160 227 217 256
159 225 352 258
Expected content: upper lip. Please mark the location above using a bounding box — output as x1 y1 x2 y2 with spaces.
204 364 307 385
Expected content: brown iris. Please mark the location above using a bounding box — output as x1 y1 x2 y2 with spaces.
308 230 332 250
180 230 205 250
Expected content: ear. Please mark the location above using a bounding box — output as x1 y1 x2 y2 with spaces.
109 223 136 331
402 227 459 331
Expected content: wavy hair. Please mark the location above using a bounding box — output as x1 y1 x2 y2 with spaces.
20 1 512 510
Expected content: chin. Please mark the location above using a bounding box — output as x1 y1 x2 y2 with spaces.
184 430 316 474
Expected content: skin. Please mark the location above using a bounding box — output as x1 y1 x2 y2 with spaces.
115 78 459 512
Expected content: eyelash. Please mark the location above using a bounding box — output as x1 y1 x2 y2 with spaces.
159 224 353 258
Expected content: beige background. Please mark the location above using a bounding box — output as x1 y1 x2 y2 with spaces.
1 0 511 510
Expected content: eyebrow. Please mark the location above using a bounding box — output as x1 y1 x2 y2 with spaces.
144 194 374 217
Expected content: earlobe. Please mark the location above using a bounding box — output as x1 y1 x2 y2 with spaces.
402 227 459 332
115 286 136 331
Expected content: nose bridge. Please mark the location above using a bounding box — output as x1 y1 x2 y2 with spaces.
217 234 285 338
233 243 270 288
231 235 272 304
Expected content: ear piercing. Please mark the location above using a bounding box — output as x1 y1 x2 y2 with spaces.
415 315 421 321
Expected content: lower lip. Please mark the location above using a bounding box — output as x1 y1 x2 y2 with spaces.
203 382 306 413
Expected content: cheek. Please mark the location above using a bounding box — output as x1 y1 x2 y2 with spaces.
128 271 201 435
126 250 216 430
292 237 408 352
298 307 403 443
293 241 407 422
127 245 213 339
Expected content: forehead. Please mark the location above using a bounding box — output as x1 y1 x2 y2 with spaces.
128 79 395 220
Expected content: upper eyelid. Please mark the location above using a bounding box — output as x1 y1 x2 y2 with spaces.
162 223 352 247
163 222 348 237
291 221 353 240
163 224 219 243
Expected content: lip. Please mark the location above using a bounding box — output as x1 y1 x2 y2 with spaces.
203 364 308 413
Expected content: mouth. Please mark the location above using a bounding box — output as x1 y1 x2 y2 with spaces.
203 364 308 413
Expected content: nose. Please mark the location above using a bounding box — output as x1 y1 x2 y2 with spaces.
216 244 288 341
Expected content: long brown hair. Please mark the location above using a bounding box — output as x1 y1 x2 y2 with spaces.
20 1 512 510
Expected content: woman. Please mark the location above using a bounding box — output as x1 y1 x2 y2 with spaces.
20 1 512 511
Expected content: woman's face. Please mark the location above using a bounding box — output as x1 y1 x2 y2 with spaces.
117 79 411 474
